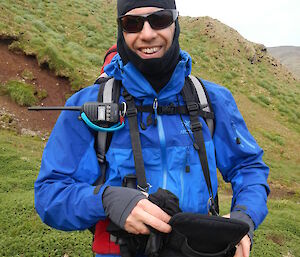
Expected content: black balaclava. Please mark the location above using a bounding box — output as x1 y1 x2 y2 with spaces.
117 0 180 93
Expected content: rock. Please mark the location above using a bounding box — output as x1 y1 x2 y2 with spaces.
20 128 39 137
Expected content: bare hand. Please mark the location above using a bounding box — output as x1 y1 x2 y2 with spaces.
124 198 172 235
223 213 251 257
234 235 251 257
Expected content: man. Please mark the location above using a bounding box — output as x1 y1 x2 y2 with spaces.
34 0 269 257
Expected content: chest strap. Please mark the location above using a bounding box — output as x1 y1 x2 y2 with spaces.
136 105 214 119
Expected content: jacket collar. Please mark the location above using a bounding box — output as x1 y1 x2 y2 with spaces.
104 50 192 104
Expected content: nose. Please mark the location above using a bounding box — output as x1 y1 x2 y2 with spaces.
139 21 157 40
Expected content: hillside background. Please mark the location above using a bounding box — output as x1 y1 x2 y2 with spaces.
268 46 300 80
0 0 299 256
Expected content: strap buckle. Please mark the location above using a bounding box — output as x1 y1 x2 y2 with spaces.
190 121 202 132
187 102 199 112
126 107 137 117
96 153 106 163
207 197 219 216
161 104 176 115
137 183 152 193
187 102 199 116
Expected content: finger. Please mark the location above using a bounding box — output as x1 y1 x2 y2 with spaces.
124 212 146 234
124 223 139 234
134 223 150 234
138 199 171 223
125 214 151 235
135 208 172 233
125 222 150 235
241 236 251 257
234 244 243 257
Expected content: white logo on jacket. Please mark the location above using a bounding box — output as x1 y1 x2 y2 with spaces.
180 120 192 134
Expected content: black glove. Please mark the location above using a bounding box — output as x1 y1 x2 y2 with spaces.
145 188 182 257
148 188 182 216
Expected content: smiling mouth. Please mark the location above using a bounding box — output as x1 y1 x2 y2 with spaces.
140 47 161 54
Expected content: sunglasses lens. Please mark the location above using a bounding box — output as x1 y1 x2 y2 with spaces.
121 16 144 33
120 10 178 33
149 10 174 30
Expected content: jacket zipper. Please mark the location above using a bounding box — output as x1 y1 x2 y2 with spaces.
154 98 168 189
231 120 256 149
180 146 190 203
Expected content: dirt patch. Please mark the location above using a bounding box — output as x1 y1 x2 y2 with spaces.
268 181 298 200
0 41 72 133
266 233 285 246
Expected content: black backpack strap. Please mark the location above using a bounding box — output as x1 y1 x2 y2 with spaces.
189 76 219 213
189 75 215 137
122 89 149 192
93 77 120 188
181 77 218 215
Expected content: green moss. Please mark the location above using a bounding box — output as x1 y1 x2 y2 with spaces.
262 131 285 146
21 69 35 81
2 80 37 106
32 20 49 33
37 89 48 100
257 95 271 106
0 80 47 106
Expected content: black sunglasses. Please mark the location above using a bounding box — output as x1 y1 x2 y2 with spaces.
118 9 179 33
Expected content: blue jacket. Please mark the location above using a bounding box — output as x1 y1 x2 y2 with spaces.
35 50 269 245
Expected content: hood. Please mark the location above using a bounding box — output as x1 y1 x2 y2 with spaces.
104 50 192 104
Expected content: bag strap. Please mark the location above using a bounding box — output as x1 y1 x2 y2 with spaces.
122 89 149 192
93 77 120 187
103 46 118 63
189 75 215 137
181 77 218 215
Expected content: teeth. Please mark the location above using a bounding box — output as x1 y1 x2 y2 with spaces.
141 47 159 54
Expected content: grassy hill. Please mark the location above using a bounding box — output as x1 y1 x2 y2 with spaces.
0 0 299 256
268 46 300 80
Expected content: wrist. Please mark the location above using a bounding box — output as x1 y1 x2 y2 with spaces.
230 211 254 248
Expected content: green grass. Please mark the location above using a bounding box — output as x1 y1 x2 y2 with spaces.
252 199 300 257
21 69 35 81
261 131 285 146
1 80 37 106
0 0 118 90
0 130 93 256
0 80 47 106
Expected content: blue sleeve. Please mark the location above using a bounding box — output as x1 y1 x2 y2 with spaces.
34 85 108 231
205 81 270 229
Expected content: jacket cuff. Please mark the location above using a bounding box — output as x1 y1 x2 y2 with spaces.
230 211 255 248
102 186 147 228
